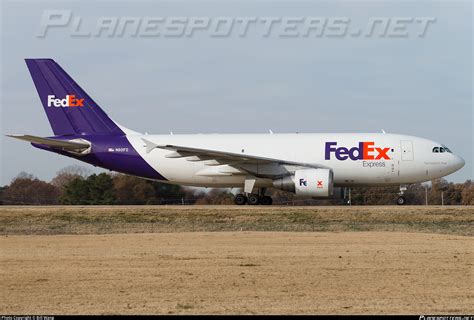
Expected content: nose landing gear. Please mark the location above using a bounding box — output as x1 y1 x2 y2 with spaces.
397 185 407 205
397 196 406 205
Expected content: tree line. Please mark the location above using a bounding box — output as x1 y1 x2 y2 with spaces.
0 165 472 205
0 166 233 205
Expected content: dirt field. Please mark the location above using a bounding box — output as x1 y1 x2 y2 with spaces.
1 231 472 314
1 206 473 314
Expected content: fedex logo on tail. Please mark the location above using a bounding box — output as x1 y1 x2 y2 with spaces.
325 142 391 161
47 95 84 108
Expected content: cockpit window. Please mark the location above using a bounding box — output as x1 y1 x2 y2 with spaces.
433 146 452 153
442 145 452 153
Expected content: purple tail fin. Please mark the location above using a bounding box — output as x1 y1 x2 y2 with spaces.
25 59 124 136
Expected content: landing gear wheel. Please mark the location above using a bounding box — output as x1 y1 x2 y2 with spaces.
260 196 273 206
234 194 247 205
248 194 260 205
397 196 406 205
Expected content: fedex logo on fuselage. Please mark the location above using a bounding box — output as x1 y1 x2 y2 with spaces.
325 142 391 161
47 95 84 108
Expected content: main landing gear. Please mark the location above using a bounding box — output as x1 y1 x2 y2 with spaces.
234 188 273 206
234 194 273 205
234 194 247 205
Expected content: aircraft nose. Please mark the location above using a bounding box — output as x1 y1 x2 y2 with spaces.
452 154 465 171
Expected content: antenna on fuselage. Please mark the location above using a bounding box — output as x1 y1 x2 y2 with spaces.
381 129 386 134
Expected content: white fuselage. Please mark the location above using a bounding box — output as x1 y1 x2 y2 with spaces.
125 133 465 188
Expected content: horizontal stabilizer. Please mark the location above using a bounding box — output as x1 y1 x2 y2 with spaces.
7 134 91 153
142 138 159 154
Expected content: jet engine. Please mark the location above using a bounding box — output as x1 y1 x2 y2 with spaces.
272 168 334 197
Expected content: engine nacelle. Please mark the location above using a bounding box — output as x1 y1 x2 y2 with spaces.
272 168 334 197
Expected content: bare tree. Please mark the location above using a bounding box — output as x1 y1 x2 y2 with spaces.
461 180 474 205
51 165 91 190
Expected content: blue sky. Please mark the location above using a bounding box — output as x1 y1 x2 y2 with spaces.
1 0 472 185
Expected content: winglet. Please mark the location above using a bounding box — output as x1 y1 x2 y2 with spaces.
142 138 159 154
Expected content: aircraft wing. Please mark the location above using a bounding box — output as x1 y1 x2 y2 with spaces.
7 134 91 152
142 139 325 177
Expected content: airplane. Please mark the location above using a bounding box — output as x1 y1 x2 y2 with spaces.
8 58 465 205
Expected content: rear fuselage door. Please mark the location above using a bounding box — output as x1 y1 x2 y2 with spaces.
400 140 414 161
